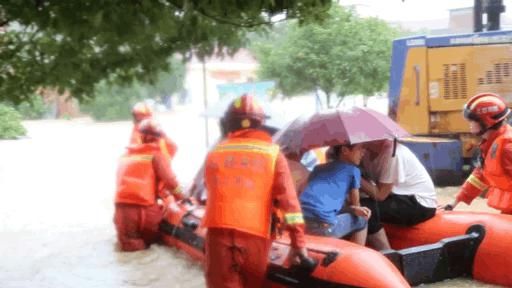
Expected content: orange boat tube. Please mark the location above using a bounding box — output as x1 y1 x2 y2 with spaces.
161 200 410 288
385 211 512 287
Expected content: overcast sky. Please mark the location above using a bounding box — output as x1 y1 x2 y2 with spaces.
341 0 512 21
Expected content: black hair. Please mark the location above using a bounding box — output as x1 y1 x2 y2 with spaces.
330 143 355 160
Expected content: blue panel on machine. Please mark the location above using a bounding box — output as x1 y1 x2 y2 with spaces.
400 137 463 186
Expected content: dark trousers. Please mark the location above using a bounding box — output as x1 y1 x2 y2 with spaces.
361 194 436 234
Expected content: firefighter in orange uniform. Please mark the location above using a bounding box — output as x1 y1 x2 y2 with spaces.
203 94 311 288
114 119 184 251
130 102 178 161
441 93 512 214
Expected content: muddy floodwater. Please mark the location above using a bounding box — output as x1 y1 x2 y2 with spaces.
0 108 502 288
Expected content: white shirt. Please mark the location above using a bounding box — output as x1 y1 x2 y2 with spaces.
362 143 437 208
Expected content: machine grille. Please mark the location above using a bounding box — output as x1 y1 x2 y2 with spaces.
443 63 467 100
477 61 512 87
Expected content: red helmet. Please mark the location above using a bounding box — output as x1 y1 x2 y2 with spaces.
464 93 510 129
225 94 268 122
132 102 153 121
138 119 162 137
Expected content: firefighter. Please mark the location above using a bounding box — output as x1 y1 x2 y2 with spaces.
202 94 311 288
114 119 183 251
130 102 153 145
441 93 512 214
130 101 177 161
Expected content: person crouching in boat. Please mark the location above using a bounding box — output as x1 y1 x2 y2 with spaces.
359 140 437 250
299 144 371 245
114 119 184 252
441 93 512 215
202 94 310 288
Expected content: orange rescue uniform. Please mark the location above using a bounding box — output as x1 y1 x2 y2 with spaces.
129 124 178 161
457 125 512 214
203 129 306 288
114 143 181 251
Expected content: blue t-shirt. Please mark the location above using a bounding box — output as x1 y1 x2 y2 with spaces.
299 161 361 224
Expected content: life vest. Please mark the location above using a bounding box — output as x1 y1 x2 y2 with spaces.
115 143 160 206
482 125 512 211
203 137 280 238
130 125 173 161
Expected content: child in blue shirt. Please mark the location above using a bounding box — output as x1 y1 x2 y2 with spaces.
300 144 371 245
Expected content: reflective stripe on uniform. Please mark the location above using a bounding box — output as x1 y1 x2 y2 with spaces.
284 213 305 225
120 154 153 162
214 143 279 155
467 174 488 190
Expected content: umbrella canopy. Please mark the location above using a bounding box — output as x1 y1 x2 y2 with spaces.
272 114 311 155
275 107 410 155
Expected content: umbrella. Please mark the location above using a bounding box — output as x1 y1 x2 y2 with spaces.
275 107 410 155
272 114 312 155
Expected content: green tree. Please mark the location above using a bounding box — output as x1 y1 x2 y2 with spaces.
81 81 147 121
14 94 50 119
146 58 186 103
81 57 185 121
253 5 399 108
0 1 330 104
0 104 26 139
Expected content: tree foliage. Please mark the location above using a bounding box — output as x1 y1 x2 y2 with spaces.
145 58 186 103
80 81 148 121
253 5 399 107
0 104 26 139
81 57 185 121
13 93 50 119
0 0 331 104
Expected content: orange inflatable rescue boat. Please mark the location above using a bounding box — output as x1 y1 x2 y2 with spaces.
161 197 512 287
160 198 410 288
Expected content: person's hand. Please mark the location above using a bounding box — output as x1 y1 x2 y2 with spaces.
161 194 176 214
351 206 372 219
171 186 186 201
437 200 458 211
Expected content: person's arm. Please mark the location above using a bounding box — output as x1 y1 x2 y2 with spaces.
348 187 360 206
272 152 311 264
346 187 372 219
272 153 306 249
360 178 377 198
162 134 178 159
501 142 512 177
153 153 183 200
287 159 310 195
441 167 488 210
360 178 393 201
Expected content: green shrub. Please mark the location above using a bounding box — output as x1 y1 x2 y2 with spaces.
81 82 147 121
81 57 185 121
0 104 27 139
16 94 50 119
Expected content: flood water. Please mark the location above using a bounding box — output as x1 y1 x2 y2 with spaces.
0 107 503 288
